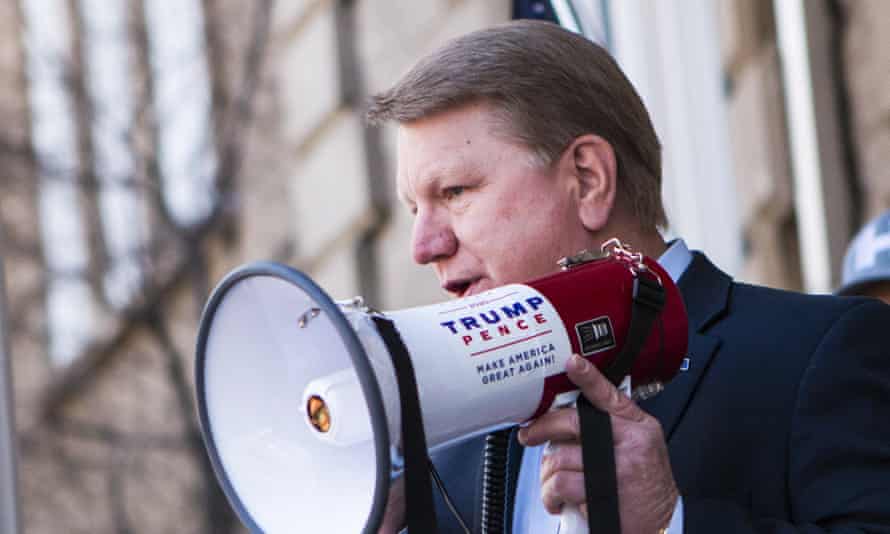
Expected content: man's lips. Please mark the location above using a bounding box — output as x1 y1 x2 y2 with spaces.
442 277 483 298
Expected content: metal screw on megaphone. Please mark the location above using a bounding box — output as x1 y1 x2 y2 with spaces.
297 307 320 328
336 296 383 315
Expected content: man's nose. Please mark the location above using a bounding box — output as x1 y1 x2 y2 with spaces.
411 211 457 265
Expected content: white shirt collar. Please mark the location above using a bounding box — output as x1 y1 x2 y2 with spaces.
658 238 693 283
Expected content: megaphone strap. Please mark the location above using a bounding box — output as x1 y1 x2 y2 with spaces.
372 316 440 534
604 274 666 385
578 398 621 533
580 271 666 534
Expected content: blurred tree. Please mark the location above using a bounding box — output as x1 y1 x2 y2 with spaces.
1 0 272 532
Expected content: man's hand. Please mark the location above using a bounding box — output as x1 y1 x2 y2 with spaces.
377 476 406 534
518 354 678 533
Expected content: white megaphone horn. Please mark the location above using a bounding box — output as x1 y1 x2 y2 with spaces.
195 239 688 534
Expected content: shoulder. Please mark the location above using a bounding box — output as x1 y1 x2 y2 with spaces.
731 280 887 328
730 281 877 324
725 281 889 371
684 252 886 362
683 248 881 341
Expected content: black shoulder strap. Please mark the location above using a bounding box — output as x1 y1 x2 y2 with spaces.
604 275 666 385
577 399 620 533
578 275 665 533
372 316 439 534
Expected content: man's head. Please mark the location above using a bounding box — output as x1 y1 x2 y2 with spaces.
368 20 666 297
838 209 890 304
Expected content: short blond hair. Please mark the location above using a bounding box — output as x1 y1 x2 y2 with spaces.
367 20 666 229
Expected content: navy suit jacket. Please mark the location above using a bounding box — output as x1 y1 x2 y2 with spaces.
424 252 890 533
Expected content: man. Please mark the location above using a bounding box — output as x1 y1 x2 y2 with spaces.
838 209 890 304
368 20 890 533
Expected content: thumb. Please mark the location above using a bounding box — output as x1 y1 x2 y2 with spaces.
566 354 645 422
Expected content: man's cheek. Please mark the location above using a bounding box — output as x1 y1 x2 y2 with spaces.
451 197 473 214
493 194 523 224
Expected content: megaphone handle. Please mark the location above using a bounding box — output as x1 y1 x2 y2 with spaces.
558 394 622 534
560 504 589 533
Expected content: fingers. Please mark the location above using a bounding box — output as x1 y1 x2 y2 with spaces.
521 356 676 532
538 444 588 519
377 477 406 534
519 407 580 446
539 441 583 484
566 354 646 422
541 470 586 514
519 354 648 446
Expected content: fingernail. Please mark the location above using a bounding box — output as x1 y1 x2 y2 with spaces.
517 427 528 445
568 354 590 373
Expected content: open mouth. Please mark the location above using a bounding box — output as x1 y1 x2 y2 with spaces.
443 277 482 298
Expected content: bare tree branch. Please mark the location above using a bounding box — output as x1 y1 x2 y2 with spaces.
8 1 275 531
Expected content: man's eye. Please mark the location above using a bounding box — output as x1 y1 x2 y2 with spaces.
443 186 466 201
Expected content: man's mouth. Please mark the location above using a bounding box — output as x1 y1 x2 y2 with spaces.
442 277 483 298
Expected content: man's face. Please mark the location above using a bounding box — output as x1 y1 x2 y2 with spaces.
396 103 595 298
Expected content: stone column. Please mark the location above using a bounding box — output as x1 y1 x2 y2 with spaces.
841 0 890 223
720 0 801 289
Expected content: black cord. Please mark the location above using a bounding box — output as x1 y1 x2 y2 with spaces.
429 460 472 534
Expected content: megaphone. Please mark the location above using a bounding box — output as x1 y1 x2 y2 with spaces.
195 239 688 533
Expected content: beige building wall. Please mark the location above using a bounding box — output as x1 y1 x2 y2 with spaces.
719 0 890 290
719 0 802 289
841 0 890 224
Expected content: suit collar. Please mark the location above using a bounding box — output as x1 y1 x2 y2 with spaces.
677 252 732 333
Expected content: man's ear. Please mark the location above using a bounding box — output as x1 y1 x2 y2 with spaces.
560 134 617 232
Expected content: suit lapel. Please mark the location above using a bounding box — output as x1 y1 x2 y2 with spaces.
640 252 731 440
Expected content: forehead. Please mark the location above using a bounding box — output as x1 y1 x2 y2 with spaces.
395 104 522 200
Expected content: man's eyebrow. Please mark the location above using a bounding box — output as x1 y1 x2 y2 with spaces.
399 171 442 202
398 163 484 203
421 163 484 189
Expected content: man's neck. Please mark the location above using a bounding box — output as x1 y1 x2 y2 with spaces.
634 232 668 260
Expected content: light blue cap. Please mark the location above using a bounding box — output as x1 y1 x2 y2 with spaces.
838 209 890 295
